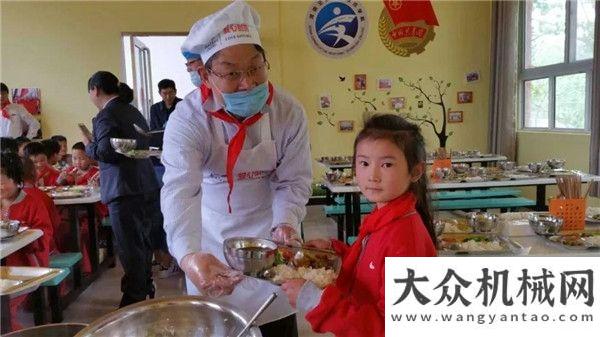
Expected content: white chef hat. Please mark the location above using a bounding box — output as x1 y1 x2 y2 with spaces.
181 0 262 64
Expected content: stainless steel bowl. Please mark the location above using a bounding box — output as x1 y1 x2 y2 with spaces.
468 212 498 232
4 323 87 337
528 162 545 173
547 158 566 169
467 150 481 158
452 163 469 174
528 213 563 236
498 161 516 171
223 237 278 277
109 138 137 153
74 296 261 337
1 220 20 239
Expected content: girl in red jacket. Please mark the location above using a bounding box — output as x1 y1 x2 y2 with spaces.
1 152 54 331
282 114 437 337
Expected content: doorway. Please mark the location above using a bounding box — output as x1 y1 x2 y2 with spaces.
122 34 193 121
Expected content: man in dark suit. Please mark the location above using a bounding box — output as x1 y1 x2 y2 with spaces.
82 71 160 307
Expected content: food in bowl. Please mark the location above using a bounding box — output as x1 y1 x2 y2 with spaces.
0 220 20 239
468 212 497 232
269 264 336 289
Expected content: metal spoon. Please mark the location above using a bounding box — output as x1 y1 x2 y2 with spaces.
133 124 164 137
234 292 277 337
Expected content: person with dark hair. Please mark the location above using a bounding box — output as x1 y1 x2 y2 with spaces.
181 47 204 88
281 114 436 337
83 70 160 307
1 152 54 331
51 135 71 168
41 138 61 166
1 82 40 139
24 141 59 186
1 137 18 154
118 82 134 105
149 79 181 132
15 136 30 157
163 2 311 336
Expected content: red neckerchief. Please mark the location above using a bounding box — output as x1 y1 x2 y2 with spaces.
335 192 417 293
202 82 275 213
1 99 10 119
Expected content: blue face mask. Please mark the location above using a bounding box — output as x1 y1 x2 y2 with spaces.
189 70 202 87
221 82 269 118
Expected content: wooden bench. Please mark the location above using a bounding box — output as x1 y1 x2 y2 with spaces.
432 197 535 211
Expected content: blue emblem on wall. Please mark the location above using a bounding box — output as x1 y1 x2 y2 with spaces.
306 0 368 58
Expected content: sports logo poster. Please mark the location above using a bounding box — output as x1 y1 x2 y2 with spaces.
12 87 41 115
379 0 439 57
305 0 368 58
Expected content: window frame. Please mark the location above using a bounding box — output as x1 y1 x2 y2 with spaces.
518 0 593 133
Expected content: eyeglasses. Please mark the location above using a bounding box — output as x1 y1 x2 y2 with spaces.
207 61 270 82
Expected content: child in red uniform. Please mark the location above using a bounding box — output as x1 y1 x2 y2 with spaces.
57 142 100 186
282 114 437 337
23 141 59 187
21 157 61 255
1 153 54 331
55 142 105 274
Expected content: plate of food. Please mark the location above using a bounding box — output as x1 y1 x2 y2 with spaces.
547 231 600 250
50 191 84 199
223 237 340 289
116 149 162 159
436 219 472 234
438 234 525 255
586 207 600 225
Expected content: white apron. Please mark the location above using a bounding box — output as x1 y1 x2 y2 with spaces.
185 112 296 325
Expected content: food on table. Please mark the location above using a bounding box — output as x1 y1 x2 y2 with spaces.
440 235 505 252
270 264 336 288
266 246 339 288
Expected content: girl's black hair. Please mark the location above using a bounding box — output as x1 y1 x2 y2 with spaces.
50 135 67 143
87 71 132 103
353 113 436 245
1 152 24 185
118 83 134 104
41 139 60 157
15 137 30 147
23 142 46 159
72 142 86 151
1 137 18 154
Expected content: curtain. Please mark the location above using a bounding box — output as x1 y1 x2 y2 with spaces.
589 0 600 197
488 0 519 161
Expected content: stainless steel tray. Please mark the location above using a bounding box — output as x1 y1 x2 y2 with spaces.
438 233 526 256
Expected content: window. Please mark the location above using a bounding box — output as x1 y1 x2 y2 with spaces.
519 0 595 131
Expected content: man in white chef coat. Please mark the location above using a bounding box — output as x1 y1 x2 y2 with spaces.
161 1 311 336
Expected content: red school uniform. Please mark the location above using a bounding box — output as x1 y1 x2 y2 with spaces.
306 192 437 337
37 164 60 187
5 190 54 267
23 184 61 254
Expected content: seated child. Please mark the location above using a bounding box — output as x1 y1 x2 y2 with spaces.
1 152 54 331
23 141 59 186
15 136 30 158
51 135 71 170
41 138 61 168
57 142 99 186
21 157 61 255
281 114 437 337
55 142 106 274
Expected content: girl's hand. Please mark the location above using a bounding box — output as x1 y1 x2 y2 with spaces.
305 239 332 250
281 278 306 308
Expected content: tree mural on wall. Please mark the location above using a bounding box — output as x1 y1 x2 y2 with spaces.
397 76 454 149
